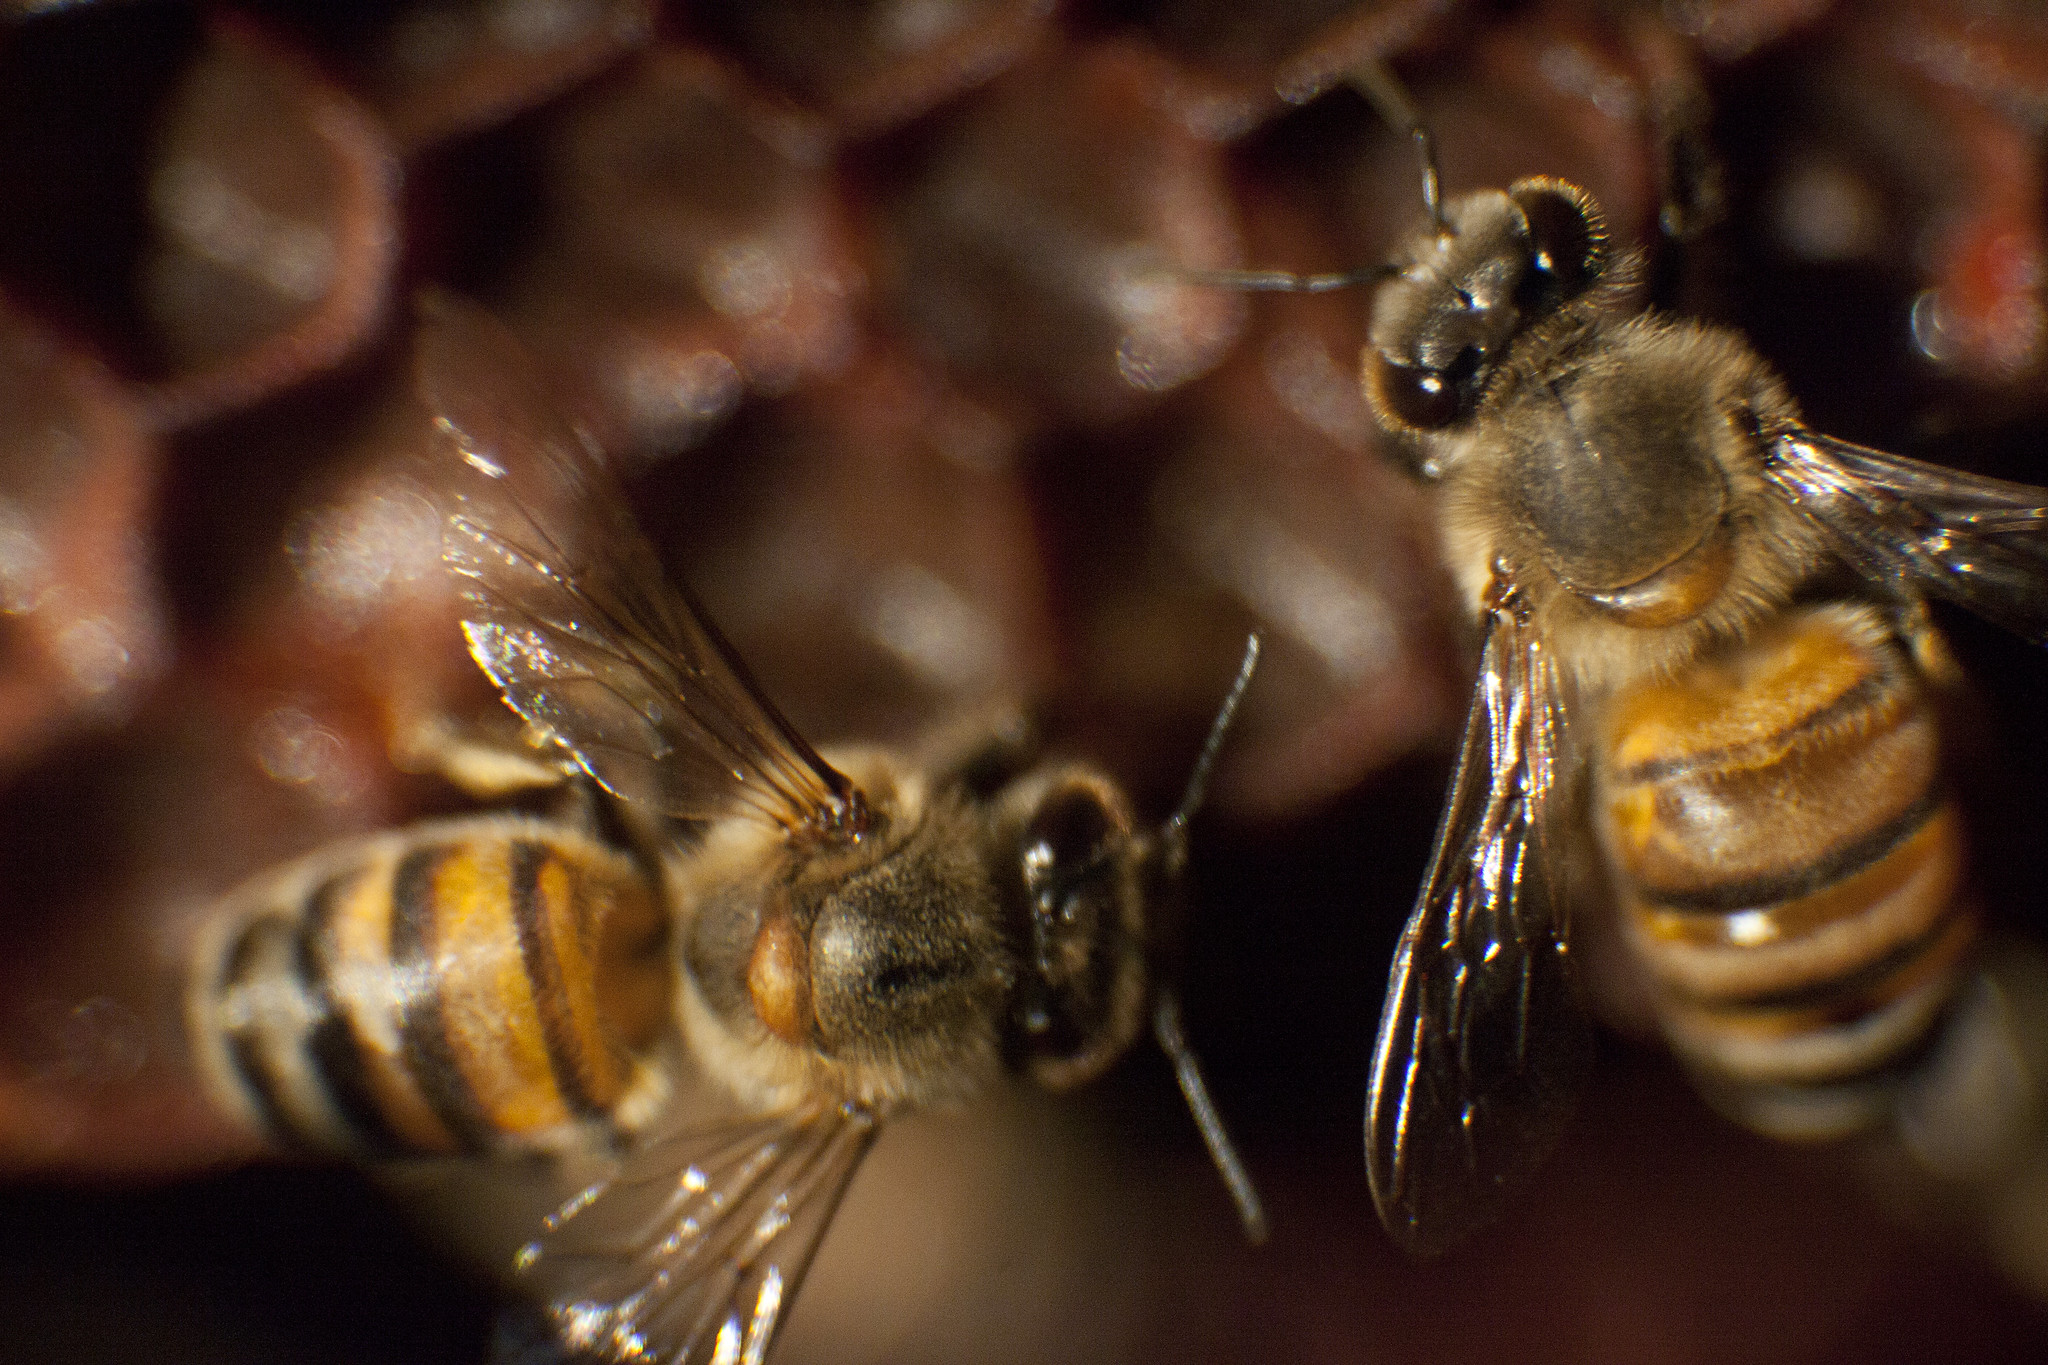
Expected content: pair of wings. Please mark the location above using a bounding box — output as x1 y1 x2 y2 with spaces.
1367 422 2048 1255
416 295 879 1363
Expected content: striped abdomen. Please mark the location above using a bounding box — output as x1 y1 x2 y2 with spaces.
1594 603 1975 1139
189 815 672 1156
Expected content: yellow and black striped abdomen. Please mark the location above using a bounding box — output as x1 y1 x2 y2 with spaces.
189 815 672 1157
1594 603 1975 1138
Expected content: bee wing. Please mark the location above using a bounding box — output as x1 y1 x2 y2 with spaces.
1767 427 2048 644
496 1103 880 1365
1365 586 1593 1256
417 292 859 829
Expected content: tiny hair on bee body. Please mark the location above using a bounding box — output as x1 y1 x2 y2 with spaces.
187 289 1266 1365
1189 62 2048 1258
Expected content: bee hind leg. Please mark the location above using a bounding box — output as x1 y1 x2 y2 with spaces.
1892 597 1967 692
389 708 579 801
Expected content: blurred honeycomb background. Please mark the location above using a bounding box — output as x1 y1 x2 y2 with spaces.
4 0 2048 1360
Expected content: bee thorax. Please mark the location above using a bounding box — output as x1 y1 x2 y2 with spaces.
1436 315 1824 693
1504 367 1730 596
674 783 1015 1112
805 846 1007 1061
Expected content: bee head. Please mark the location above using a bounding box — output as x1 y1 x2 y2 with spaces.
991 633 1264 1097
1367 178 1608 435
995 770 1151 1092
987 637 1267 1241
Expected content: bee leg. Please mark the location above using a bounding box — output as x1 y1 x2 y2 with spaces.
546 771 604 832
1625 19 1725 246
1893 598 1967 692
393 714 672 920
389 709 577 800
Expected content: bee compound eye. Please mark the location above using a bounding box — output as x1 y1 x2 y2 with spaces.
1510 183 1603 310
1370 348 1477 431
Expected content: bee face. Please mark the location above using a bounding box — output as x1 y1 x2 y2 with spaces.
1369 178 1793 638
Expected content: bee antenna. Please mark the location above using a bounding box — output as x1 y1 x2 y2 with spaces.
1155 987 1269 1243
1149 633 1264 1239
1160 633 1262 880
1350 62 1446 235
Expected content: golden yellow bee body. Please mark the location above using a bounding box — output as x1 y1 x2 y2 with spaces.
1593 604 1977 1138
187 814 671 1159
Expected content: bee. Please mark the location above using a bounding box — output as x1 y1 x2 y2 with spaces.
184 293 1265 1363
1192 72 2048 1256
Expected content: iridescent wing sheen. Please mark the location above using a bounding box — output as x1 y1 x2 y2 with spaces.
495 1104 880 1365
1365 581 1593 1257
416 292 859 830
1766 426 2048 644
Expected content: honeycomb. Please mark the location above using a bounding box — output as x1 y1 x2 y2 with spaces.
3 1 2048 1360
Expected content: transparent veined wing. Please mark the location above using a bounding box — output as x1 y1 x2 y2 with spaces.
495 1103 880 1365
415 291 861 833
1766 426 2048 645
1365 574 1593 1256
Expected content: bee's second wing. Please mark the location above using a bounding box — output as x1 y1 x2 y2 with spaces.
1767 427 2048 644
1365 587 1593 1257
494 1103 880 1365
417 292 858 831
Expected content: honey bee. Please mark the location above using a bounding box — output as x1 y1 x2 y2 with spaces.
185 293 1265 1363
1195 75 2048 1256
